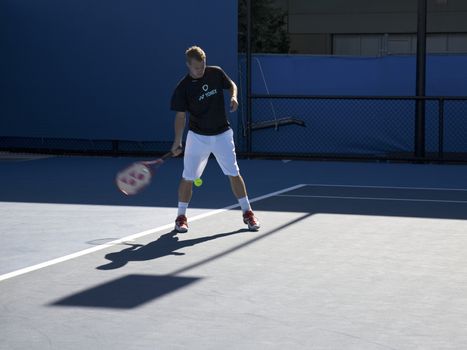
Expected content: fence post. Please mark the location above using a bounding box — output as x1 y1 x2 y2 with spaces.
438 98 445 159
414 0 427 158
246 0 252 154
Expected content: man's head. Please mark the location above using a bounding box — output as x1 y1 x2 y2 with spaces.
185 46 206 79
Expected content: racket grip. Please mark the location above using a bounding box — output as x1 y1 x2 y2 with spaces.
164 146 183 159
161 152 174 160
142 147 182 166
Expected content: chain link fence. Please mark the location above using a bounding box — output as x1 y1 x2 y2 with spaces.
443 99 467 159
250 97 414 156
239 95 467 161
1 97 466 162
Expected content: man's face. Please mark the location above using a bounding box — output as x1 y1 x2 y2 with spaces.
186 58 206 79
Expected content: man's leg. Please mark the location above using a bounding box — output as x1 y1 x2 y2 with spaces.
175 179 193 233
175 131 211 233
229 174 248 204
228 175 260 231
214 129 260 231
179 178 193 203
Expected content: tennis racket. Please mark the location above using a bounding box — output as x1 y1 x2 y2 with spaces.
115 150 175 196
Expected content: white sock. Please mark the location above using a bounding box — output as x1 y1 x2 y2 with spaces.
238 196 251 213
177 202 189 216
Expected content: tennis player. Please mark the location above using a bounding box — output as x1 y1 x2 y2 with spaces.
170 46 260 233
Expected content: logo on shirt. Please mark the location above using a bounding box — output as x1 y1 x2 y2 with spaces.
198 84 218 101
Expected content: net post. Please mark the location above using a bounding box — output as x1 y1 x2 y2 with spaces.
414 0 427 159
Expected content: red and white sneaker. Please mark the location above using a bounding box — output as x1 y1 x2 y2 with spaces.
243 210 260 231
175 215 188 233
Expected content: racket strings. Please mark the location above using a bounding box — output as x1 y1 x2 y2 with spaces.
117 163 151 194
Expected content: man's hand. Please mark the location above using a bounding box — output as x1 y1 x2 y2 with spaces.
230 96 239 112
171 142 183 157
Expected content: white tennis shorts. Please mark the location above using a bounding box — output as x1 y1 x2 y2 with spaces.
182 129 240 181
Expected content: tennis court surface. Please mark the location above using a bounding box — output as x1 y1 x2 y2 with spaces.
2 156 467 349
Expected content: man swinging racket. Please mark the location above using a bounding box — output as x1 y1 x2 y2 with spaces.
170 46 260 233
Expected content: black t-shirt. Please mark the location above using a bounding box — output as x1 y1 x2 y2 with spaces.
170 66 233 135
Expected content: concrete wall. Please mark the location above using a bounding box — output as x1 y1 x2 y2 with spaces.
273 0 467 54
287 0 467 33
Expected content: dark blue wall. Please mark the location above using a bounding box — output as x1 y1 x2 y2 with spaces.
240 54 467 155
1 0 238 140
248 54 467 96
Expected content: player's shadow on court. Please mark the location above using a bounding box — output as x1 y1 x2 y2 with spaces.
96 229 249 270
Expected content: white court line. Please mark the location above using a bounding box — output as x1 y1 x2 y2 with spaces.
278 194 467 204
0 184 306 283
304 183 467 192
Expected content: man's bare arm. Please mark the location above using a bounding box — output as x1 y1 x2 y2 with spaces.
229 81 238 112
171 111 186 156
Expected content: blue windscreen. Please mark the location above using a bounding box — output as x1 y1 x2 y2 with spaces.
1 0 238 141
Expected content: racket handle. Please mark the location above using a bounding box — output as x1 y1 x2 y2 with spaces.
161 150 175 160
161 146 183 160
142 148 180 165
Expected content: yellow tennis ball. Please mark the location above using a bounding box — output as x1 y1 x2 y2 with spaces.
194 178 203 187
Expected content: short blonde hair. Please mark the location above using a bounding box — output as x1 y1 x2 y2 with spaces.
185 46 206 62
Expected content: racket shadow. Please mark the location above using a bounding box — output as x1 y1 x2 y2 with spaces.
96 228 250 270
